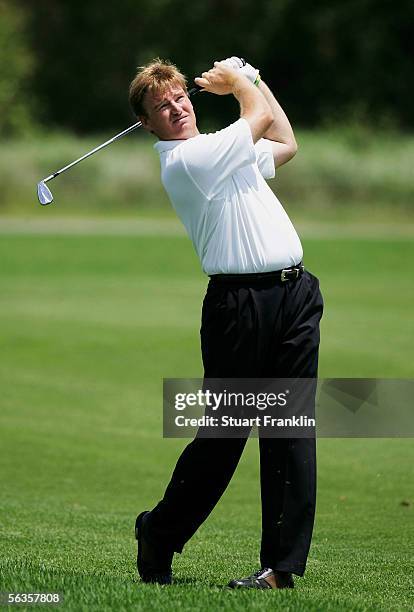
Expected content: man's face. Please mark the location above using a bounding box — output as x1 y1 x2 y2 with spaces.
140 85 199 140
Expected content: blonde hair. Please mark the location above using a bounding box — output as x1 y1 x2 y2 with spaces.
129 58 187 117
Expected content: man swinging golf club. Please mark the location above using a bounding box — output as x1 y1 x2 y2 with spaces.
129 57 323 589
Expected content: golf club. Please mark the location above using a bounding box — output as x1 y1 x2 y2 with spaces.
37 58 246 206
37 84 202 206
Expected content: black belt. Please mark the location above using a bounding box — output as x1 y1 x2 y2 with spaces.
209 263 305 283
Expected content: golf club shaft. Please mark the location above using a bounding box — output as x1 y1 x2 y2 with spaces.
43 121 142 183
42 85 201 185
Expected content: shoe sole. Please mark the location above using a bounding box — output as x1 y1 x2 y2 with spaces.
227 574 294 589
227 580 272 589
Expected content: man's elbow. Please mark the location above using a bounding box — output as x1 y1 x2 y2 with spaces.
272 139 298 168
286 139 298 161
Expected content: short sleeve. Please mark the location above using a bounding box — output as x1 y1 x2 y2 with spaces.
179 118 256 198
254 138 275 180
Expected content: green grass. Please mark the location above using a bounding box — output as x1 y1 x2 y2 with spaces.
1 128 414 219
1 229 413 611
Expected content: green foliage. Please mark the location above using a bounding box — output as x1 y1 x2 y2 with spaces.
19 0 414 132
278 127 414 219
0 128 413 219
0 0 34 136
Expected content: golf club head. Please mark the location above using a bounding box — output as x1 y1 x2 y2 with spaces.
37 181 53 205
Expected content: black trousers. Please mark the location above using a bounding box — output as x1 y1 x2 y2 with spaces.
148 269 323 576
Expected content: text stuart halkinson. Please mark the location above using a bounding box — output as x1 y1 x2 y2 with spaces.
175 415 315 427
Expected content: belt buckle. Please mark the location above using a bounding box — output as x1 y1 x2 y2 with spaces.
281 268 290 282
281 267 300 282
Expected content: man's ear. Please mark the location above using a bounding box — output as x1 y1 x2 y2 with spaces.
139 115 153 133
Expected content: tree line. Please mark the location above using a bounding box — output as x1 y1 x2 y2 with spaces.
1 0 413 136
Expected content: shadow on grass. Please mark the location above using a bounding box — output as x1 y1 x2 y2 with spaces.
167 576 227 589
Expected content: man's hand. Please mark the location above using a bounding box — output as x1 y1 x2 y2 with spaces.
220 56 260 86
217 57 298 168
196 62 272 144
194 62 247 96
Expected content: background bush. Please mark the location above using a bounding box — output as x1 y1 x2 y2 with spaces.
1 0 413 135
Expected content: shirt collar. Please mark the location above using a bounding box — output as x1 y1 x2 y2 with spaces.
154 140 186 154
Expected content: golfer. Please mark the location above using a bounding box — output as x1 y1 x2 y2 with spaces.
129 57 323 589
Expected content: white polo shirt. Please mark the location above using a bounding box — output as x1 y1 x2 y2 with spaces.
154 118 303 275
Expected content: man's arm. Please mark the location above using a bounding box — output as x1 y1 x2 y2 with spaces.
217 57 298 169
195 62 273 144
257 80 298 168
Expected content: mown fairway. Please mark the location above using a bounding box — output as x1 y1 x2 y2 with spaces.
1 224 413 611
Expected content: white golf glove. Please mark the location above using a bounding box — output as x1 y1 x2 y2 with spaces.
220 56 261 86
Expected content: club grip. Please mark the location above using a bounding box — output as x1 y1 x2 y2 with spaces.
188 58 246 97
188 85 202 97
